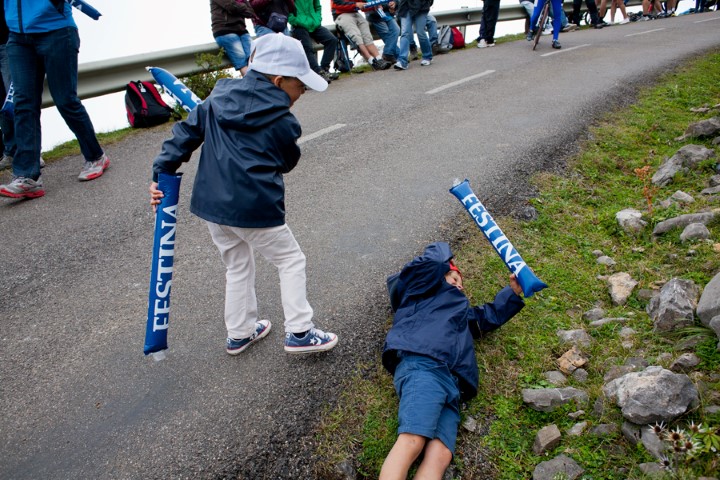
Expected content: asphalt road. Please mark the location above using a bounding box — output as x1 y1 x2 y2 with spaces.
1 13 719 479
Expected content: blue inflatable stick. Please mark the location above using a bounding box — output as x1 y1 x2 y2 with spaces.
66 0 102 20
449 179 548 298
144 173 183 359
1 82 14 118
146 66 202 113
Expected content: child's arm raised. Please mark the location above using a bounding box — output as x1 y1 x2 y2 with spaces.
467 274 524 338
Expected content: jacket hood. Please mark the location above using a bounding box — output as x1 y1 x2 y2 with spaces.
398 242 453 297
209 71 291 131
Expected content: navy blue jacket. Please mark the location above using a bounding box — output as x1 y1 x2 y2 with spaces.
152 70 302 228
383 242 524 401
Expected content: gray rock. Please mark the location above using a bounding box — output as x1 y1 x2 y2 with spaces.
604 365 637 383
532 454 584 480
589 317 627 328
572 368 588 383
517 205 539 221
641 425 667 460
710 174 720 187
607 272 638 306
710 316 720 341
602 366 699 424
334 460 356 480
637 288 658 302
590 424 618 436
702 185 720 195
619 327 636 339
533 424 562 455
615 208 647 233
591 250 604 258
680 222 711 242
544 370 568 386
597 255 616 266
625 357 649 369
676 117 720 141
706 405 720 414
646 278 699 332
656 352 674 364
522 387 589 412
653 210 719 235
621 421 642 446
652 145 715 186
592 397 605 419
670 353 701 373
462 415 478 433
697 272 720 326
582 307 605 322
568 410 585 419
638 462 665 475
567 421 587 436
676 335 706 350
557 329 593 347
672 190 695 203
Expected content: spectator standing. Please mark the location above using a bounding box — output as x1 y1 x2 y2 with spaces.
477 0 501 48
331 0 391 70
527 0 563 49
0 1 15 170
250 0 296 36
609 0 629 23
571 0 604 28
364 1 400 64
150 34 339 356
0 0 109 199
289 0 340 83
393 0 434 70
210 0 256 76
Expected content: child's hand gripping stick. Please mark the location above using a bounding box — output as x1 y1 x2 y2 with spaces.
449 179 548 298
144 173 183 360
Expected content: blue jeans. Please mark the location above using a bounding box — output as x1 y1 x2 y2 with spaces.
291 26 338 72
214 33 253 71
368 15 400 59
398 11 431 67
7 27 103 180
410 14 437 48
254 25 291 37
0 44 15 158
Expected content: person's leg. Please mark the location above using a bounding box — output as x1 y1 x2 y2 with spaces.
484 0 501 43
291 27 322 72
243 224 315 334
551 0 563 40
372 18 400 60
206 222 260 340
0 44 15 159
585 0 602 24
379 433 427 480
310 26 338 72
426 14 438 45
214 33 251 75
397 12 412 67
6 33 43 180
572 0 582 24
413 12 431 60
414 439 453 480
618 0 628 19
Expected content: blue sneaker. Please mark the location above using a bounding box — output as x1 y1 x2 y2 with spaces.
226 320 271 355
284 327 338 354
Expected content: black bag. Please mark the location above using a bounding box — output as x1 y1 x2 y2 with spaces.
267 12 288 32
125 81 175 128
334 36 353 73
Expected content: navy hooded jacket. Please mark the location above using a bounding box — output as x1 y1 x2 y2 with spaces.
152 70 302 228
383 242 525 402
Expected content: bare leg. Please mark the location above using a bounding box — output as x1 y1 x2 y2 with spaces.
617 0 628 18
366 43 382 58
379 433 427 480
357 43 373 61
414 439 453 480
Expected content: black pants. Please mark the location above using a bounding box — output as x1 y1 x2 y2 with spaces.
480 0 501 43
572 0 600 25
291 26 338 72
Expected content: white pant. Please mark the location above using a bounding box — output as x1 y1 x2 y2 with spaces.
206 222 314 339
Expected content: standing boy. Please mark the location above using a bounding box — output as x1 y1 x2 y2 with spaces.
380 242 524 479
149 34 338 355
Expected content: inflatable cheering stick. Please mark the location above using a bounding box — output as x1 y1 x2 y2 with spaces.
66 0 102 20
144 173 183 360
449 179 548 298
146 66 202 113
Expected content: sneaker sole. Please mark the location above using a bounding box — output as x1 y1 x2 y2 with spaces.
226 322 272 355
0 188 45 199
78 159 110 182
284 335 338 354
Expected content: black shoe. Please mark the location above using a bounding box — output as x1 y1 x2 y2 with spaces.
382 54 397 64
552 40 562 49
371 58 391 70
322 69 340 80
526 29 537 41
592 22 604 28
431 42 439 56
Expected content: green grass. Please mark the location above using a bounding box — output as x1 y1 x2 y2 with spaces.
314 50 720 479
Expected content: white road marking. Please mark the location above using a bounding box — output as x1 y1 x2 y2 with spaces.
298 123 346 145
540 44 590 57
694 16 720 23
625 28 665 37
425 70 496 95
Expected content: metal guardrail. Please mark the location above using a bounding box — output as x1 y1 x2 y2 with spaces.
42 2 642 108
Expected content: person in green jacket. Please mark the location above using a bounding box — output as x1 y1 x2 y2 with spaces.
289 0 340 83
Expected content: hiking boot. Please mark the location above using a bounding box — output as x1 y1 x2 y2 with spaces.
78 153 110 181
393 61 407 70
431 42 439 56
420 59 432 66
552 40 562 49
324 69 340 81
318 69 334 83
0 176 45 199
284 327 338 354
226 320 272 355
371 58 391 70
382 54 397 64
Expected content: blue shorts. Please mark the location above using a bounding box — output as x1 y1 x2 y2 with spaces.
393 352 461 454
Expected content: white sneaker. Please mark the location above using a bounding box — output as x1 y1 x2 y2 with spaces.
420 59 432 66
477 39 488 48
619 17 629 24
78 153 110 181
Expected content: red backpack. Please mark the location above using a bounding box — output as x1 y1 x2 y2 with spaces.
125 80 177 128
450 26 465 49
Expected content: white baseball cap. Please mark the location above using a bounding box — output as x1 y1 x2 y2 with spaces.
248 33 328 92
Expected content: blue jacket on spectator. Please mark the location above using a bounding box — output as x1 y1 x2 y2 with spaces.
152 70 302 228
383 242 525 401
4 0 77 34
